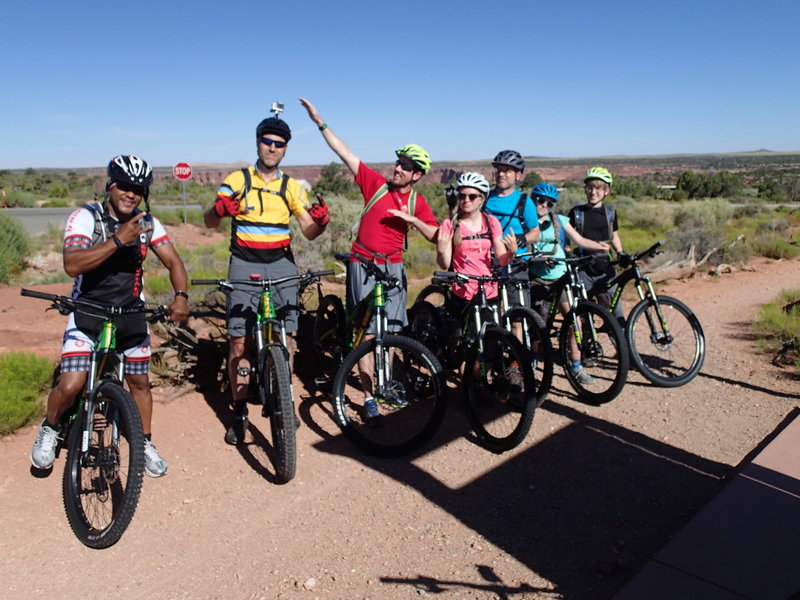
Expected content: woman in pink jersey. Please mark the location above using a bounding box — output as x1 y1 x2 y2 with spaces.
436 172 516 305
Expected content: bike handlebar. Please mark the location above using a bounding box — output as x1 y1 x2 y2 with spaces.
336 253 402 288
20 289 171 323
191 269 335 290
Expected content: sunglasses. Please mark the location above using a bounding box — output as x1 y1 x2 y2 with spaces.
457 193 482 201
260 137 287 148
395 159 415 172
535 197 555 208
114 182 146 196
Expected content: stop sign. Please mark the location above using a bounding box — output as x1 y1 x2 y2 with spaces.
173 162 193 180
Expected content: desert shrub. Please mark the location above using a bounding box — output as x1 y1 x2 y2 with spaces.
625 202 674 230
0 211 31 283
673 198 734 229
4 188 38 207
753 289 800 372
756 218 791 234
0 351 54 436
289 193 362 272
749 233 800 260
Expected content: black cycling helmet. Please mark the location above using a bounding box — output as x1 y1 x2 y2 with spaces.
492 149 525 172
256 117 291 141
107 155 153 201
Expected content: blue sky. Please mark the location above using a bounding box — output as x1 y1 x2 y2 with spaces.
2 0 797 169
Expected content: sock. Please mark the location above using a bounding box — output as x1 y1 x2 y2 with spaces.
233 401 248 417
571 360 582 371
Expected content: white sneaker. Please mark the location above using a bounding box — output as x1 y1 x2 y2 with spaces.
573 367 596 385
30 420 60 470
144 439 168 478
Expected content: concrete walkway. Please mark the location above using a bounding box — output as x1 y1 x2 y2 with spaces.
615 409 800 600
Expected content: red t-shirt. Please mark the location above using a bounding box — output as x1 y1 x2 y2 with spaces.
350 163 438 264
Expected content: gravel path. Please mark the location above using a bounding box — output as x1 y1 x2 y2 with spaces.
1 254 798 599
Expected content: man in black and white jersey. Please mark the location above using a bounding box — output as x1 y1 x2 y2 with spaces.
30 155 189 478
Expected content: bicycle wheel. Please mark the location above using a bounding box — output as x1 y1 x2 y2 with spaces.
464 325 537 453
627 295 705 387
261 345 296 483
405 300 444 359
503 306 554 407
62 381 145 549
313 294 345 379
413 283 450 309
332 334 447 457
559 300 629 405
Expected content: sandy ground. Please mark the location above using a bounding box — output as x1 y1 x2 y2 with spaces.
1 224 798 599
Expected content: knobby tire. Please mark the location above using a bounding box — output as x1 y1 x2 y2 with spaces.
626 295 705 387
262 345 296 483
62 381 144 549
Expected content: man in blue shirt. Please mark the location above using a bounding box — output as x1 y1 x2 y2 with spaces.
483 150 540 308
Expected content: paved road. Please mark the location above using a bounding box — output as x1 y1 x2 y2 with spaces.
4 205 203 236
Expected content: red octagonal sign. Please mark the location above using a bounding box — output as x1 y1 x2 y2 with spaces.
173 162 193 181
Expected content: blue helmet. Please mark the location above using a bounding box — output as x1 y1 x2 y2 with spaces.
531 182 559 202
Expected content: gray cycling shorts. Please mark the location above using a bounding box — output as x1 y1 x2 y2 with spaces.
227 254 298 337
346 260 407 334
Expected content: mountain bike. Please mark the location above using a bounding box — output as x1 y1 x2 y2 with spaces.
312 253 447 457
191 270 332 483
599 241 705 387
528 254 630 405
407 270 537 453
496 264 554 407
21 288 169 549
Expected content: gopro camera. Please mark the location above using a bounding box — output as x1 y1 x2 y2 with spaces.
271 101 284 116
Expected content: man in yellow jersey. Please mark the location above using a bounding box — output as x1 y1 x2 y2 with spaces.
204 107 329 444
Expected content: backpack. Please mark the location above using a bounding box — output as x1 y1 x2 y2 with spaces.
83 201 153 248
572 203 615 241
350 182 418 248
483 192 528 233
239 167 290 213
459 212 493 242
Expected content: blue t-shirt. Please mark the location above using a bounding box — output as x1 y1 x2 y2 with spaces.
484 189 539 257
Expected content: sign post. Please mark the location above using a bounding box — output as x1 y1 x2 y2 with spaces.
172 162 193 223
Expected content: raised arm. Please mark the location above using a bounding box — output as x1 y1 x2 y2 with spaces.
299 97 361 176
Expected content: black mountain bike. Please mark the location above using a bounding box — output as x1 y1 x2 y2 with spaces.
601 241 705 387
191 270 333 483
408 270 538 453
21 289 169 549
528 254 630 405
312 254 447 457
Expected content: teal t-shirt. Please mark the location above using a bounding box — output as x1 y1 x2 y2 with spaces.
529 214 569 281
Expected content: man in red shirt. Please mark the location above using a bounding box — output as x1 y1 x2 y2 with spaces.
300 97 439 419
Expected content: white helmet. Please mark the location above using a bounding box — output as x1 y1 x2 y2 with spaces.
455 172 490 195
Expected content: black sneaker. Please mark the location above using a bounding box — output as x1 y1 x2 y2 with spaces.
225 415 249 445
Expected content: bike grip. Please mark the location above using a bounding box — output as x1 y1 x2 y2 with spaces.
309 269 335 278
190 279 222 285
334 253 350 262
20 288 57 301
433 271 458 278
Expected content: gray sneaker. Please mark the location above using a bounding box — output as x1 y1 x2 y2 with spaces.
30 420 60 470
144 439 168 478
572 367 596 385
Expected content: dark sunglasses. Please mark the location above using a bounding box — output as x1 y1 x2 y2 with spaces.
260 137 287 148
395 159 415 172
457 192 482 201
535 197 555 208
114 182 147 196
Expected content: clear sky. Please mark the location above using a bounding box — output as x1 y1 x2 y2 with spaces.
2 0 798 169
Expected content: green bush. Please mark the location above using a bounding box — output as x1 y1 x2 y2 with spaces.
0 211 31 283
749 233 800 260
674 198 734 229
624 202 674 230
0 351 54 436
753 290 800 372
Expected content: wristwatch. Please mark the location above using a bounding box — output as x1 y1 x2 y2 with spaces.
174 291 189 299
